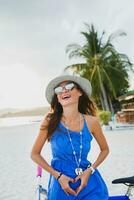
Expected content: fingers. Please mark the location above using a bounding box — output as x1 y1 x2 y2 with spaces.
63 185 77 196
69 178 75 183
76 185 83 195
67 187 77 196
76 182 86 195
75 176 87 195
76 181 87 195
64 190 70 196
74 175 81 182
59 175 77 196
61 178 76 196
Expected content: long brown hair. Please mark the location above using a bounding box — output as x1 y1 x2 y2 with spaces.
44 83 97 141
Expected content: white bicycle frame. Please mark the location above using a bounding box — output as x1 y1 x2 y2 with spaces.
35 165 134 200
35 166 47 200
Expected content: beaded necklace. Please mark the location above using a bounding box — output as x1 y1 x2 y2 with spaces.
65 114 83 175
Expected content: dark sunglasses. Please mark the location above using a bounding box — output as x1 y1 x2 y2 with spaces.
54 82 76 95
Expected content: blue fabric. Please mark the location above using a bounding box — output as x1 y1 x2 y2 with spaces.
47 115 109 200
108 197 130 200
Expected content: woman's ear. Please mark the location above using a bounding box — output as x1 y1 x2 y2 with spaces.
79 92 83 97
79 91 83 97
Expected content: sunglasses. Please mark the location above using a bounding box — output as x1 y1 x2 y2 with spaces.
54 82 76 95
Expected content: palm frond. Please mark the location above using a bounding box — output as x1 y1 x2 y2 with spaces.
107 30 126 43
64 63 87 72
66 43 83 59
102 67 116 97
65 23 133 111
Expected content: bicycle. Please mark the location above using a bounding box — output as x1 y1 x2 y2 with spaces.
35 165 134 200
35 166 47 200
109 176 134 200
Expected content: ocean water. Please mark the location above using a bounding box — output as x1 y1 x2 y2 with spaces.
0 116 43 127
0 121 134 200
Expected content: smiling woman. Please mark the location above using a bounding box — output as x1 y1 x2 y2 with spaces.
0 65 44 108
31 72 110 200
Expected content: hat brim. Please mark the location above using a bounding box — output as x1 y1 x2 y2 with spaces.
45 75 92 104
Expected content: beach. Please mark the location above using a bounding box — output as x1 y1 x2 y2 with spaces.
0 121 134 200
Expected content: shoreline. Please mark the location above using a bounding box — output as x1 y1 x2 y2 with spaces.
0 106 49 118
0 115 43 128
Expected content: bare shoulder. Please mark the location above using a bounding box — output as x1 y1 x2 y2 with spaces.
84 115 101 134
84 114 109 152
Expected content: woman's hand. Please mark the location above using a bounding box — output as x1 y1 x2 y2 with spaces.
58 174 77 196
74 169 92 195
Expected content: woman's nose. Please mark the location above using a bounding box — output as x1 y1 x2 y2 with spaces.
62 87 69 93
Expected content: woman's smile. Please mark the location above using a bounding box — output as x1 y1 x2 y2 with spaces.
61 93 71 100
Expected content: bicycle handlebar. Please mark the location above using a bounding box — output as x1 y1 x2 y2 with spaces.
37 165 42 177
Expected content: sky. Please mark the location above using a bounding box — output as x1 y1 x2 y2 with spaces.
0 0 134 109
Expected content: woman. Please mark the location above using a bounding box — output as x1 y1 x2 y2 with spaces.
31 73 109 200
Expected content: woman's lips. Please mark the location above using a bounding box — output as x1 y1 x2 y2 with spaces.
61 94 71 100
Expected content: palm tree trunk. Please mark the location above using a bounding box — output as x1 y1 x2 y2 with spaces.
100 83 110 111
107 94 114 113
100 94 105 110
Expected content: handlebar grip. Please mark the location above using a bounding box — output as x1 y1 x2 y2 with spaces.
37 165 42 177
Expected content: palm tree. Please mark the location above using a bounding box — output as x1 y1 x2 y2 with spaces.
65 24 133 111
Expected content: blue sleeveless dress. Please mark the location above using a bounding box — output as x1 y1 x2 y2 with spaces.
47 115 109 200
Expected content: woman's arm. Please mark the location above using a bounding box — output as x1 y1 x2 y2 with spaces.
86 115 109 170
31 117 60 179
74 115 110 195
31 117 77 196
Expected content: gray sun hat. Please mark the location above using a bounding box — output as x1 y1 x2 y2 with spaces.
45 72 92 104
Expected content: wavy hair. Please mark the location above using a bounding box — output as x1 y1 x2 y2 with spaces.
42 83 97 141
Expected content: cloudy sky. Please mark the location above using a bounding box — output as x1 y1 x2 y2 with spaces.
0 0 134 108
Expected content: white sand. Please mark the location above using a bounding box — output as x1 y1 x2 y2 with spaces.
0 123 134 199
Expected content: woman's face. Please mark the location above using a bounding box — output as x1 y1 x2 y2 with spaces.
55 81 82 107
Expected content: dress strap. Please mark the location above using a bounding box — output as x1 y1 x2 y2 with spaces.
81 113 86 123
81 114 92 136
81 114 87 129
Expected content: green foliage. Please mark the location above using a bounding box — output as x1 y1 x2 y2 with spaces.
65 23 133 111
98 110 111 125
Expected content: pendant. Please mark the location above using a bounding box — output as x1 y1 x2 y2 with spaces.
75 168 83 175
